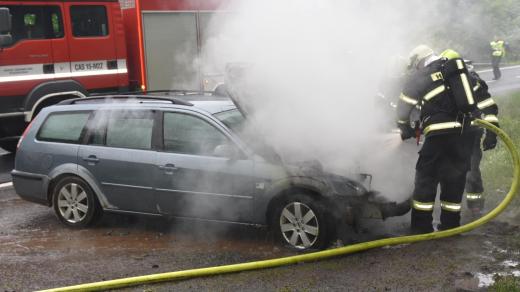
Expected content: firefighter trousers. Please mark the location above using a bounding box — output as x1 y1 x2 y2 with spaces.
465 129 485 210
411 132 474 233
491 55 502 80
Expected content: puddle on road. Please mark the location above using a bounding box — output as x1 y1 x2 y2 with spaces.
1 212 294 265
501 259 519 268
476 272 495 287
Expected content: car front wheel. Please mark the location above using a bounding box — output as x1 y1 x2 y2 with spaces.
272 194 333 250
52 177 101 227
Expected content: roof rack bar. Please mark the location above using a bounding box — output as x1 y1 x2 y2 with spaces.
114 89 216 96
56 95 193 106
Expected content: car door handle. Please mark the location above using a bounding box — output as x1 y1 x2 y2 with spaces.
158 164 178 174
83 155 100 164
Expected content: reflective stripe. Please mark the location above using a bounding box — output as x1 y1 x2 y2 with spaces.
466 193 483 200
413 200 434 211
456 60 475 105
400 93 418 105
477 98 496 110
440 201 461 212
484 115 499 123
473 83 481 92
456 59 464 69
423 85 446 101
0 59 128 83
430 72 443 81
397 120 408 124
423 122 462 135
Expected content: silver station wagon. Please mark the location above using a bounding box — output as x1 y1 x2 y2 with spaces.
12 93 409 250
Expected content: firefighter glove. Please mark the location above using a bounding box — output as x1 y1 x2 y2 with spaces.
399 124 415 140
482 132 497 151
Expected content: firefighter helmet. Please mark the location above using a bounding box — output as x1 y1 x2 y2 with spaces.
440 49 461 60
408 45 434 70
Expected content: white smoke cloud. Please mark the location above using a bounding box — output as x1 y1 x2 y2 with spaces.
196 0 467 202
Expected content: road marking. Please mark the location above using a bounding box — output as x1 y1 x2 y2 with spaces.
0 182 13 189
477 65 520 74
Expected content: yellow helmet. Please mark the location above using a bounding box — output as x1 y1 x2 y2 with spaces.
440 49 461 60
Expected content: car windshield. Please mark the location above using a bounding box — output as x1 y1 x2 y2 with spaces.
213 108 246 133
214 108 281 163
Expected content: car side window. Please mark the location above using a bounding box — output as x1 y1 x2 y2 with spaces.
70 5 108 37
105 111 154 150
37 112 90 143
2 5 64 46
163 112 235 156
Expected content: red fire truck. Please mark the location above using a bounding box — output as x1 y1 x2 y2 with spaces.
0 0 225 152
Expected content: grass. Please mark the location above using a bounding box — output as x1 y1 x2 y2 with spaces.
480 91 520 213
489 274 520 292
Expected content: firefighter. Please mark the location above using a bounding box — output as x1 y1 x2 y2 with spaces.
490 37 507 80
440 49 500 216
396 45 476 233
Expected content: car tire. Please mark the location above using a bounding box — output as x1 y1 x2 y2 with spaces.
0 140 18 153
271 193 333 250
52 176 101 228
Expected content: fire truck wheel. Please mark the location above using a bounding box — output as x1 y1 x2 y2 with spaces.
0 141 18 153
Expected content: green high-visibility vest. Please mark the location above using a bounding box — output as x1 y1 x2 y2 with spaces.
24 13 36 26
490 40 505 57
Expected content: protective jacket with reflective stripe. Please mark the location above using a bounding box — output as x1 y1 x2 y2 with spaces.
397 58 472 137
469 71 499 127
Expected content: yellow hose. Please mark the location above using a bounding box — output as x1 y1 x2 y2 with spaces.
40 119 519 292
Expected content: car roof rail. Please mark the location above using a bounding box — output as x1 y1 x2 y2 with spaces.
116 89 217 96
56 95 194 106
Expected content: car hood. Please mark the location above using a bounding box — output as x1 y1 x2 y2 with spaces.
224 62 259 119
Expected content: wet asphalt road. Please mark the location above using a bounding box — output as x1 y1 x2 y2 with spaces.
476 65 520 96
2 183 520 291
0 148 13 184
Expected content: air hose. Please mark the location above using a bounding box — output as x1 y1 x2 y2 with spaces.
40 119 519 292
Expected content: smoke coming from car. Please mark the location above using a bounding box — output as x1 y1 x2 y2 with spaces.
195 0 460 203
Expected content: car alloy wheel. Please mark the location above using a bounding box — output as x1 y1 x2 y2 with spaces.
52 176 101 227
57 182 89 224
279 201 320 249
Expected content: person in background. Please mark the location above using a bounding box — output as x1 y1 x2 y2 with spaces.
490 37 508 80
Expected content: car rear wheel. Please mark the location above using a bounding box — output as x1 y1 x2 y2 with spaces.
52 177 101 227
272 193 333 250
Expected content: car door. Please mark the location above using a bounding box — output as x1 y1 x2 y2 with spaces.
78 109 158 213
155 110 255 222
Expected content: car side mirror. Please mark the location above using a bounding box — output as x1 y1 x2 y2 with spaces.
0 34 12 48
213 144 240 159
0 8 11 33
0 8 12 48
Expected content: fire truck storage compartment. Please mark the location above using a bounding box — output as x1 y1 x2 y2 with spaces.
141 11 222 91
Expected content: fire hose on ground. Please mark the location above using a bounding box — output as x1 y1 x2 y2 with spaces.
40 119 520 292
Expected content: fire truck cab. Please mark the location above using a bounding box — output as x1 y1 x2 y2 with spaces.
0 0 128 152
0 0 226 152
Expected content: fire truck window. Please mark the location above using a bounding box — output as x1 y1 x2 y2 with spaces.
70 6 109 37
2 5 63 46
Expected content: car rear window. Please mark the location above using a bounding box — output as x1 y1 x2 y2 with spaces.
37 112 90 143
106 114 154 150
